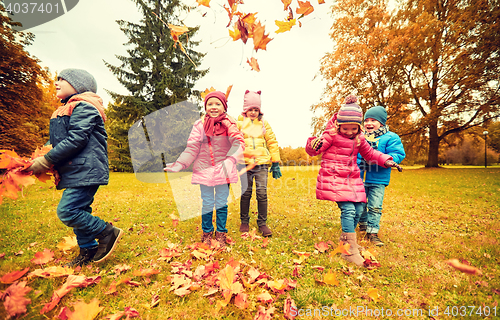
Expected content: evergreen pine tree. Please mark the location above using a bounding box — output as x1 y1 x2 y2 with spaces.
105 0 207 172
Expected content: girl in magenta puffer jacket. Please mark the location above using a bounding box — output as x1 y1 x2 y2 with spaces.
164 91 245 248
305 95 401 267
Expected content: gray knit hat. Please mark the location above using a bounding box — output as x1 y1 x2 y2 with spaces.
58 69 97 94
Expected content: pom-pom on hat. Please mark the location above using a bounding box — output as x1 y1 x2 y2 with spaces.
364 105 387 126
204 91 228 111
242 90 263 116
58 69 97 94
336 94 363 126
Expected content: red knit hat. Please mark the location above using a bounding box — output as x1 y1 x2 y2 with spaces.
204 91 228 111
242 90 263 116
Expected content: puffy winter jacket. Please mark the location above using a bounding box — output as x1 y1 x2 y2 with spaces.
357 131 406 186
237 115 281 165
305 114 392 203
176 115 245 186
44 93 109 190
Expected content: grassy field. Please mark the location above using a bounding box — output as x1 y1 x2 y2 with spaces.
1 167 499 319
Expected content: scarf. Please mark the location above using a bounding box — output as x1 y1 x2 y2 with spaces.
358 125 389 172
203 114 227 137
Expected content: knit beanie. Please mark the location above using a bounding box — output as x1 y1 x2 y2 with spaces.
364 105 387 126
336 94 363 126
204 91 228 111
242 90 263 116
58 69 97 94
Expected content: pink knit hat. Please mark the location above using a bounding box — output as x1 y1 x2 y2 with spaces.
242 90 263 116
204 91 228 111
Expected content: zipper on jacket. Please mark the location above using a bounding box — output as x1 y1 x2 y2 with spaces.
346 139 358 202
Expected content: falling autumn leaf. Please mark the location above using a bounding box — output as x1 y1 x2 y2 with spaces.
318 0 325 3
247 57 260 72
66 299 103 320
252 21 272 51
201 87 216 100
296 0 314 16
281 0 292 11
30 249 54 265
57 236 78 253
445 259 483 275
229 26 241 41
275 19 296 33
367 288 381 302
0 268 29 284
0 281 32 318
196 0 210 7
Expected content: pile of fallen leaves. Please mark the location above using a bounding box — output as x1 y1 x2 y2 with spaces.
0 146 60 205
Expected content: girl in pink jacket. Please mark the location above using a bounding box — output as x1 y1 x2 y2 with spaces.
164 91 245 248
305 95 401 266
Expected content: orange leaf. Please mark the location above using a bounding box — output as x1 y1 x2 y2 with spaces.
196 0 210 7
174 284 191 297
275 19 296 34
217 265 235 291
57 236 78 253
367 288 381 302
254 305 275 320
31 249 54 265
234 293 249 309
445 259 483 275
318 0 325 3
261 238 270 248
201 87 216 100
133 268 160 277
28 266 73 279
242 13 258 26
247 58 260 72
283 293 297 319
41 275 101 313
330 242 351 256
0 281 32 318
323 269 339 286
0 267 29 284
225 85 233 100
314 241 329 253
229 27 241 41
296 0 314 16
252 22 272 51
281 0 292 10
66 299 103 320
256 291 273 303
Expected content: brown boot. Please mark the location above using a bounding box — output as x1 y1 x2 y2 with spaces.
240 223 250 233
258 225 272 237
201 231 213 245
367 233 385 246
340 232 365 266
215 231 227 249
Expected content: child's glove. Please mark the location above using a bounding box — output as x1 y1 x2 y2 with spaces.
269 162 282 179
311 137 323 151
26 156 51 174
164 162 183 172
384 160 403 172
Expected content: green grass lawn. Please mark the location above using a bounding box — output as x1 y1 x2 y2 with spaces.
1 167 499 319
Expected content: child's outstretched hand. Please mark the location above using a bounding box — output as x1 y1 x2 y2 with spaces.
384 160 403 172
164 162 183 172
311 137 323 151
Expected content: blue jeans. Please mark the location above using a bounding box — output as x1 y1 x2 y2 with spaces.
337 201 365 233
200 184 230 233
240 164 268 226
57 186 107 248
359 183 386 233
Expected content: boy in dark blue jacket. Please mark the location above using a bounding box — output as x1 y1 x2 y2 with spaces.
26 69 122 267
357 106 405 246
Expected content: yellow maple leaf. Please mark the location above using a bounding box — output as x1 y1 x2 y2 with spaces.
275 19 296 34
367 288 381 302
67 299 103 320
57 236 78 253
229 27 241 41
323 269 339 286
196 0 210 7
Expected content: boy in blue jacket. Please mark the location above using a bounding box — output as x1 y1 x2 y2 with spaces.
357 106 405 246
26 69 122 267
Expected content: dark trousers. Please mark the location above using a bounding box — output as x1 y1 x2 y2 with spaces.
240 164 268 226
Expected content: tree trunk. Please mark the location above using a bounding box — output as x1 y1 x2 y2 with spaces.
426 121 440 167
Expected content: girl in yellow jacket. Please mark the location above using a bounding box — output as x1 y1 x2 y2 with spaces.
237 90 281 237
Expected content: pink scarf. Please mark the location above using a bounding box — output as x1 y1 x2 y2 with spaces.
203 114 227 137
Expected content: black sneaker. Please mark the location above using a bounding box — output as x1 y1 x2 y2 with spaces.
93 223 123 263
367 233 385 247
64 246 98 268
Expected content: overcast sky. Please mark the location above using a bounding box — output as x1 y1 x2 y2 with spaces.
25 0 334 148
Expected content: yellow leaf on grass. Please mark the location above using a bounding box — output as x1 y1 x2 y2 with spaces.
324 269 339 286
57 236 77 253
67 299 103 320
367 288 381 302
